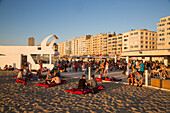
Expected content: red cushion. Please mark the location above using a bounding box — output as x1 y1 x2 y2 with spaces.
61 80 66 84
13 76 17 78
104 78 113 81
16 79 26 83
17 69 20 71
98 85 105 90
22 82 27 85
65 88 92 95
95 78 103 82
35 80 66 87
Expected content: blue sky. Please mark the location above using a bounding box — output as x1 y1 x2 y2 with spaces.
0 0 170 46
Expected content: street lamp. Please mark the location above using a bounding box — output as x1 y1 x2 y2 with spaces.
54 50 60 67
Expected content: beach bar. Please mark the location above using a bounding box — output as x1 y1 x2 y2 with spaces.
0 35 58 70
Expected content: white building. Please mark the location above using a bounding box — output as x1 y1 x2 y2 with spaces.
0 35 58 70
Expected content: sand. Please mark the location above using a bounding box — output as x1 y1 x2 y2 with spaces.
0 71 170 113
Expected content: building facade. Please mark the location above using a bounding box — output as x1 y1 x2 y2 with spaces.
157 16 170 49
122 29 157 52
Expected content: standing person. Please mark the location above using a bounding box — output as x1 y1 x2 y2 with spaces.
139 60 144 76
128 62 132 74
39 60 43 71
122 61 127 75
100 62 105 75
104 62 109 77
75 61 78 72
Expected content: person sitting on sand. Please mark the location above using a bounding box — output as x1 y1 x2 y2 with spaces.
51 73 61 84
46 70 54 84
88 75 98 94
78 75 87 89
135 71 143 87
127 72 135 86
17 69 23 79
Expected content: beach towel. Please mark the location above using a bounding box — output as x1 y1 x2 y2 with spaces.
65 85 105 95
35 79 66 87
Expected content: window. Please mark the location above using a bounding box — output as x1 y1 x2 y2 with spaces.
141 41 143 44
161 19 166 22
152 38 155 40
153 42 155 44
31 54 50 64
141 36 144 39
130 33 133 36
146 46 148 48
162 24 165 26
118 44 122 46
134 32 138 35
146 41 148 44
124 44 127 46
167 33 170 35
146 37 148 40
150 46 151 48
118 37 122 39
108 39 111 41
134 41 138 44
146 33 148 35
124 47 128 49
168 42 170 45
167 22 170 25
134 45 138 48
124 35 128 37
141 45 143 48
104 37 107 39
149 37 151 40
124 39 128 41
153 46 155 49
167 28 170 30
108 42 111 44
162 38 165 41
153 34 155 36
141 32 143 35
169 18 170 20
149 33 151 36
37 47 41 50
149 42 151 44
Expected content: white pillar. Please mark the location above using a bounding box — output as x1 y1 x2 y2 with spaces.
88 67 91 80
126 56 129 75
164 56 168 67
115 55 117 63
50 54 52 64
145 70 148 86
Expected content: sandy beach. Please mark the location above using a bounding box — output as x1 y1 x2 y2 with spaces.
0 71 170 113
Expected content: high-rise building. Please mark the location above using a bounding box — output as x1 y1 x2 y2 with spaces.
28 37 35 46
58 35 91 57
157 16 170 49
122 29 157 52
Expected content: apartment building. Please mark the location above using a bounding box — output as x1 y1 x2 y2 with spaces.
122 29 157 52
58 35 91 57
157 16 170 49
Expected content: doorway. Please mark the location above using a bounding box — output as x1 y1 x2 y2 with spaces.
21 55 27 66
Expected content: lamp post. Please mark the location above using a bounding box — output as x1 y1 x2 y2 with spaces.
54 50 60 67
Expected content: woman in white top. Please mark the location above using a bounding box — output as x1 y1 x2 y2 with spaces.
17 69 23 79
104 62 109 77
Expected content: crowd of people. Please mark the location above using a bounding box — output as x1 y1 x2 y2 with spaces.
3 58 169 88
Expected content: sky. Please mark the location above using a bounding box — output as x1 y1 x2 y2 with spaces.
0 0 170 46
